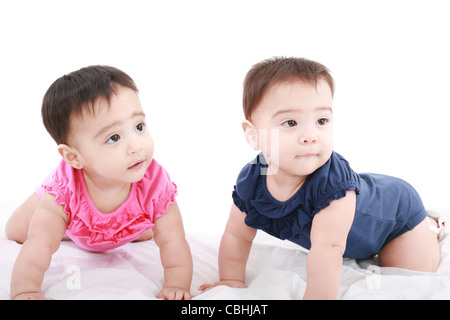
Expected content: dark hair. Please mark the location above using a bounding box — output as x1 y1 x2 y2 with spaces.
243 57 334 120
41 65 138 145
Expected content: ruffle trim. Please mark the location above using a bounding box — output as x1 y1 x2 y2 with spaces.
243 189 306 240
153 182 178 220
242 181 358 241
313 182 359 215
232 189 247 212
43 181 178 247
42 182 72 220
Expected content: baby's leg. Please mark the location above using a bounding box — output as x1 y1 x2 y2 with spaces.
5 193 40 244
134 229 154 242
378 217 441 272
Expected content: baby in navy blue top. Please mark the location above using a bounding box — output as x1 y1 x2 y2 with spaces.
200 57 444 299
233 151 427 259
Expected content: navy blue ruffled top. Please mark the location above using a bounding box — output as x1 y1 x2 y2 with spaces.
232 151 427 259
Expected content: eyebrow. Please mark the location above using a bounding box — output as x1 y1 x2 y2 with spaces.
95 111 146 139
272 106 332 118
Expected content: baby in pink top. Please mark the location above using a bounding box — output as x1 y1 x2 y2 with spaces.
6 66 193 300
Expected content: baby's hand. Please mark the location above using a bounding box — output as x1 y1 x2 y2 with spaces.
12 292 54 300
198 280 246 292
158 286 191 300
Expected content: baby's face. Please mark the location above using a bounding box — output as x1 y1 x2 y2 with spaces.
250 79 334 178
68 86 154 186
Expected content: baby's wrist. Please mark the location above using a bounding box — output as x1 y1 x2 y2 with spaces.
218 279 246 287
11 291 47 300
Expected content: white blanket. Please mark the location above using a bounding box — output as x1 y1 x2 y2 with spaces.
1 200 450 300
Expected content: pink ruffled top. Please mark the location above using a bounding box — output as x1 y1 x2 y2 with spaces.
36 159 177 252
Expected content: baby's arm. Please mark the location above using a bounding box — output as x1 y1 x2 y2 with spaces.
303 190 356 300
200 203 256 291
10 191 68 300
153 201 193 300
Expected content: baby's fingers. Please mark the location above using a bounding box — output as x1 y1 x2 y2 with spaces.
158 287 191 300
198 283 214 292
175 290 191 300
13 292 54 300
198 280 245 292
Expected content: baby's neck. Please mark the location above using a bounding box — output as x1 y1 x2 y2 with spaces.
83 171 131 214
265 172 306 202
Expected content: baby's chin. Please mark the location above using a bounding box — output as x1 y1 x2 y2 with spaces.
277 156 325 176
125 160 151 183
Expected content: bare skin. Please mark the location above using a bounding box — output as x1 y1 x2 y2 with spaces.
7 87 192 300
7 192 192 300
378 216 440 272
200 79 442 299
200 200 441 299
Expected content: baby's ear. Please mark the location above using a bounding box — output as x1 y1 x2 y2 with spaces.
57 144 83 169
242 120 259 150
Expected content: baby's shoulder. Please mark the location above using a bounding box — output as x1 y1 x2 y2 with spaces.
135 159 177 203
42 159 79 194
234 153 266 201
304 152 360 210
309 152 357 184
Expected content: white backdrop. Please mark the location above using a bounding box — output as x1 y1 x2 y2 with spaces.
1 0 449 235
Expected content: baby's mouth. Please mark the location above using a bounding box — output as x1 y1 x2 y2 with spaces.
128 160 144 170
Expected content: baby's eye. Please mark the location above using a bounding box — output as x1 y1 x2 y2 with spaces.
316 118 329 126
106 134 121 144
135 123 145 133
282 120 297 127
